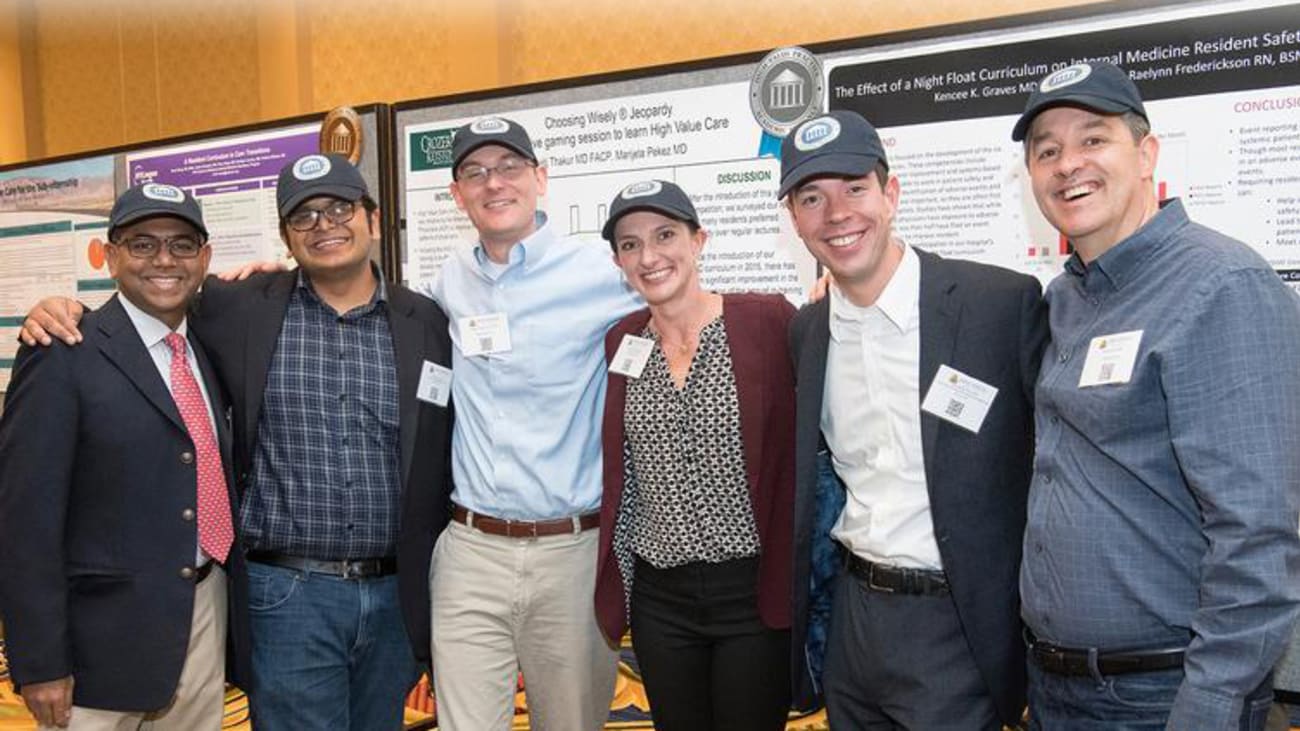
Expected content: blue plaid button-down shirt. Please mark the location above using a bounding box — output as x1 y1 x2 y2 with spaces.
1022 199 1300 728
238 270 402 560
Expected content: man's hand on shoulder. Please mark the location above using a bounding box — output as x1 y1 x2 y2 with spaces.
21 676 73 728
19 298 84 347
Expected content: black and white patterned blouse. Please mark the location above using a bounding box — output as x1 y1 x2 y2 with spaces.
616 315 761 585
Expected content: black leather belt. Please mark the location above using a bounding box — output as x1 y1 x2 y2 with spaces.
846 554 948 596
1027 631 1185 676
246 551 397 579
195 561 216 583
451 503 600 538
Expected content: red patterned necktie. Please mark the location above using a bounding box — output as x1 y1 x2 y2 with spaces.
165 333 234 563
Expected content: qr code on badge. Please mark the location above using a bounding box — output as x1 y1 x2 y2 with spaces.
479 337 494 352
1099 363 1115 381
619 358 633 373
945 400 964 418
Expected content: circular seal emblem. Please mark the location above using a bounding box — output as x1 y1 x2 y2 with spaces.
793 116 842 152
320 106 364 165
141 183 185 202
750 46 825 137
1041 63 1093 93
470 117 510 135
293 154 332 181
620 181 663 200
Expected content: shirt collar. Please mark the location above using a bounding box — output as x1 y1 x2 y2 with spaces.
295 262 389 304
473 212 552 272
828 242 918 341
117 291 186 348
1065 198 1187 292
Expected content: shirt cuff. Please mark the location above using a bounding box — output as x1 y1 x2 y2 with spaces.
1166 683 1241 731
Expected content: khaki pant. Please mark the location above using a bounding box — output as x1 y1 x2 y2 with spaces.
43 566 228 731
429 520 618 731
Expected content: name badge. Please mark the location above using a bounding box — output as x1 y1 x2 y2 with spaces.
416 361 452 407
1078 330 1143 388
609 335 655 378
921 364 998 434
457 313 512 356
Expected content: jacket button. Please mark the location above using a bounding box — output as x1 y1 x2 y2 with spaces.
179 567 195 579
181 508 195 521
180 451 195 464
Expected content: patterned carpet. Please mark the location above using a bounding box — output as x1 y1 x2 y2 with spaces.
1 636 830 730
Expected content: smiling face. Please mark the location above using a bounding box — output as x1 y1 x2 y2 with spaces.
786 170 902 305
611 210 706 308
107 216 210 329
1026 106 1160 261
282 195 378 283
449 144 547 258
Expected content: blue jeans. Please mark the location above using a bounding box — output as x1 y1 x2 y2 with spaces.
245 560 419 730
1028 657 1273 730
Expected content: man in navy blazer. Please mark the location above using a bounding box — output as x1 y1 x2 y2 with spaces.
783 111 1048 728
0 184 249 730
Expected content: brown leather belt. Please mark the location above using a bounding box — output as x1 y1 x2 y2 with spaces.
452 504 600 538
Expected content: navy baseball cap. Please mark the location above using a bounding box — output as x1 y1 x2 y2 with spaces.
276 153 369 218
450 117 537 177
108 183 208 241
1012 61 1147 141
602 180 700 242
778 111 889 199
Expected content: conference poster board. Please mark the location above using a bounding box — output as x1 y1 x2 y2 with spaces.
396 0 1300 299
397 70 817 301
0 107 389 398
823 0 1300 290
0 157 116 392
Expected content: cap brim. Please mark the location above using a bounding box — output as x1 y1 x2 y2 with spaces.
109 207 208 240
278 182 367 218
1011 95 1136 141
777 153 879 199
601 203 698 242
451 140 538 177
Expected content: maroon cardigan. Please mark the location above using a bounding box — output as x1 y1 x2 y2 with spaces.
594 292 797 643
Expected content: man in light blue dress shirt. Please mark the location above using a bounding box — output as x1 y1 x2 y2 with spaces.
416 117 639 731
1014 61 1300 730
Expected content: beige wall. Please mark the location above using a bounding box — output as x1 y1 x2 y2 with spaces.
1 0 1104 165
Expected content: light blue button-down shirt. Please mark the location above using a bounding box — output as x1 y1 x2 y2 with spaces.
418 214 640 519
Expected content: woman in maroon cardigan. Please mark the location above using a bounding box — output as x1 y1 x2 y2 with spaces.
593 179 796 730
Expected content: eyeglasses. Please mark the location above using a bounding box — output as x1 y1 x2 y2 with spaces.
286 199 358 232
112 235 206 259
456 156 536 186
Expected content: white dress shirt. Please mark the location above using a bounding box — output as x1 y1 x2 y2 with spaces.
119 293 217 565
821 244 941 570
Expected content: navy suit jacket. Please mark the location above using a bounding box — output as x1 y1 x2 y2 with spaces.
788 249 1047 722
192 270 454 666
0 295 249 711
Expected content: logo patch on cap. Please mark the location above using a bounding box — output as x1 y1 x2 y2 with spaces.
292 154 332 181
1040 64 1093 93
794 116 842 152
141 183 185 202
620 181 663 200
470 118 510 135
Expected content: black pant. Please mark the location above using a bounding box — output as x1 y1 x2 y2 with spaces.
629 555 791 731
